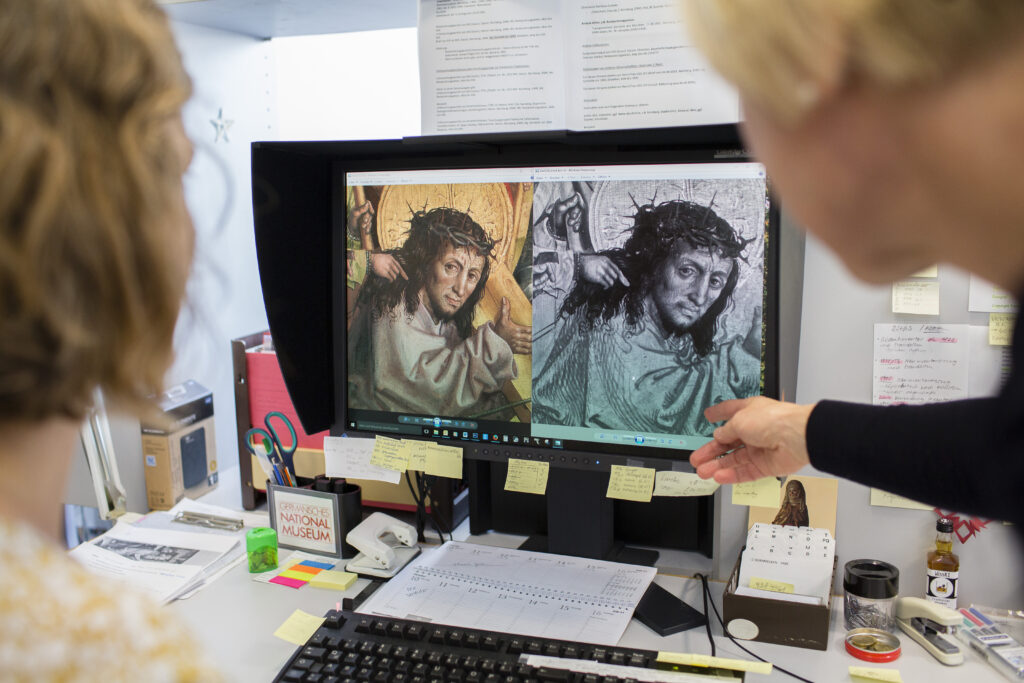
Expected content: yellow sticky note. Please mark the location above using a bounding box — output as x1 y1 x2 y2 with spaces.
504 459 549 494
891 280 940 315
869 488 932 511
606 465 655 502
849 665 902 682
279 569 315 581
653 471 720 497
273 609 326 646
424 443 463 479
910 265 938 278
731 477 781 507
406 440 429 471
370 436 410 472
309 570 358 591
749 577 794 593
657 652 772 675
990 312 1015 345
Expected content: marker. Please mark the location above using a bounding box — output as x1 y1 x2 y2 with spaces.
969 607 995 626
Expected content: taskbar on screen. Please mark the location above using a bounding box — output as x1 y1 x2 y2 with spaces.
346 410 712 455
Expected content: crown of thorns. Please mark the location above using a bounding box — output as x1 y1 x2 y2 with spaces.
407 204 496 255
628 194 753 260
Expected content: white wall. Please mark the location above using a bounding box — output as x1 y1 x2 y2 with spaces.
273 28 420 141
794 235 1024 608
168 22 276 487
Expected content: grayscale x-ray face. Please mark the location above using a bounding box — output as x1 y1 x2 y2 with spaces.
530 178 767 438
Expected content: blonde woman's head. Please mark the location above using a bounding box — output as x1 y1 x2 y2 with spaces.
682 0 1024 124
0 0 193 423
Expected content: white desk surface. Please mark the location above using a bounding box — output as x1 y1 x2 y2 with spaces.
173 472 1003 682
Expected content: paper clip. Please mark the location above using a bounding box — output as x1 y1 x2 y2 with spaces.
172 511 244 531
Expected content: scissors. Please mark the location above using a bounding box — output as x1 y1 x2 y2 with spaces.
245 411 298 486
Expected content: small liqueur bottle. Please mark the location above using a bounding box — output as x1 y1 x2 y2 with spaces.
926 518 959 609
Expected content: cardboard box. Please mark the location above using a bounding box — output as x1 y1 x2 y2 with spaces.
142 380 218 510
722 551 838 651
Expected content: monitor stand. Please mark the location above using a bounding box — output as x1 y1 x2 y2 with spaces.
516 468 659 567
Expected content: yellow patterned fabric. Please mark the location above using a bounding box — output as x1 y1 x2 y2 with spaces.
0 516 224 682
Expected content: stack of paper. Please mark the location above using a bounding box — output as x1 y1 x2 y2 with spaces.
69 499 262 603
734 524 835 605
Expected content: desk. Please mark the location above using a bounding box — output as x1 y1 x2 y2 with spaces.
175 474 999 682
171 551 1002 682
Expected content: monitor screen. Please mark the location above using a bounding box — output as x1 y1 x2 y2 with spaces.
341 158 772 461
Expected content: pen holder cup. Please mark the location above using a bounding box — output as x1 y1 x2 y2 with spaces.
312 476 362 559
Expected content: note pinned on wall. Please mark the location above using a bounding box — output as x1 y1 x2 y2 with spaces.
990 313 1016 346
869 488 932 511
873 324 969 405
504 458 549 495
323 436 401 484
731 478 781 507
891 280 940 315
653 471 720 497
606 465 655 502
969 275 1019 313
370 436 411 472
423 443 463 479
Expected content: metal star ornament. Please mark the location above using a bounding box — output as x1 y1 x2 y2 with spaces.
210 107 233 143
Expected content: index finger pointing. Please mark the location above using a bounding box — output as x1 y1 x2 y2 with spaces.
704 397 752 424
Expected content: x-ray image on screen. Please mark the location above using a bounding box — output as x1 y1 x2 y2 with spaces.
531 178 768 444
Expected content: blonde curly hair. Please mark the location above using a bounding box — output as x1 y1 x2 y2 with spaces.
682 0 1024 124
0 0 192 422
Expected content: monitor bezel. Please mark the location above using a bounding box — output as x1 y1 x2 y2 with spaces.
330 127 780 473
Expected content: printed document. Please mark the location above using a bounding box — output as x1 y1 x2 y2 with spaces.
359 541 656 645
69 520 240 603
419 0 739 135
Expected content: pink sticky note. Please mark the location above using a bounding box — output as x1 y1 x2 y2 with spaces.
270 575 308 589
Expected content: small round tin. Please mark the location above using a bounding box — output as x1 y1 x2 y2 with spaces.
844 627 901 662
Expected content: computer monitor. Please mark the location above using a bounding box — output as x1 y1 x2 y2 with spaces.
251 127 779 564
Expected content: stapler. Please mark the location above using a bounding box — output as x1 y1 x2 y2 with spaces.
345 512 421 578
895 596 964 665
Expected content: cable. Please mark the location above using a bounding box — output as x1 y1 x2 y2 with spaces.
407 472 449 543
696 574 816 683
693 574 716 657
422 475 454 543
404 472 427 544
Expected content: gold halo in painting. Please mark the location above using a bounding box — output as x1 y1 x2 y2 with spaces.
376 183 517 270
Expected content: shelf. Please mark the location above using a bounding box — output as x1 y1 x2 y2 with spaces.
160 0 416 39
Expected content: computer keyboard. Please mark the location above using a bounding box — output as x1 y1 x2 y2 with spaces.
273 609 738 683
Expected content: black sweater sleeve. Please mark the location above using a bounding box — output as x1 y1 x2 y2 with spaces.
807 314 1024 527
807 397 1016 522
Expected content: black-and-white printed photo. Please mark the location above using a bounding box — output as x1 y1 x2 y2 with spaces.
94 537 200 565
531 178 767 437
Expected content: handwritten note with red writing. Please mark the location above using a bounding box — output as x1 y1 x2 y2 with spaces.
872 324 969 406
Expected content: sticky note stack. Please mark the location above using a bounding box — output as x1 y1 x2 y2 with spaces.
269 559 336 589
308 569 359 591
